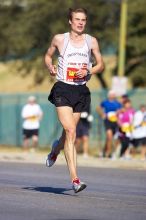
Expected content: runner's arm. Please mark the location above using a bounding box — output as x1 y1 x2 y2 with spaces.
44 36 58 75
90 37 104 75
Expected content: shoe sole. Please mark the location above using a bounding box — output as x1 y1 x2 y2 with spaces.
46 159 50 167
74 184 87 193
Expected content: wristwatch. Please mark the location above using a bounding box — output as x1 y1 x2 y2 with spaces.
86 70 92 81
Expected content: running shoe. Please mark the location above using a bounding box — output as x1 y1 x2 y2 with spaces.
72 178 87 193
46 140 59 167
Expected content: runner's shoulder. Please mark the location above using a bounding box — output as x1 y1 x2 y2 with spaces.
91 36 99 45
53 34 64 44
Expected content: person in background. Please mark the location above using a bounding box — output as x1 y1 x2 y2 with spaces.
75 110 93 158
97 90 122 158
117 99 135 159
21 96 43 152
120 94 129 105
112 93 131 159
132 104 146 161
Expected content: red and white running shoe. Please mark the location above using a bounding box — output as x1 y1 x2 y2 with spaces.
72 178 87 193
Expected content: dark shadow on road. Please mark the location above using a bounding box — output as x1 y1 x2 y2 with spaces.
23 186 73 196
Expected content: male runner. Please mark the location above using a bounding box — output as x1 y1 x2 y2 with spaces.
45 8 104 193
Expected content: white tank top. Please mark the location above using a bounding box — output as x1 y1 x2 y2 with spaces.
56 33 92 85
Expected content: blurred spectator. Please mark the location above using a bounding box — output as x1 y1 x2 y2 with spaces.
75 110 93 158
21 96 43 151
112 93 131 159
120 94 129 105
132 105 146 161
97 90 122 157
117 99 135 158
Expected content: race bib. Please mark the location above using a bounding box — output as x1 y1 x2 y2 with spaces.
121 123 133 133
142 121 146 127
107 112 117 122
28 116 38 122
66 67 85 82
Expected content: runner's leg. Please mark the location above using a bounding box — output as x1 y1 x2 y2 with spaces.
56 106 80 181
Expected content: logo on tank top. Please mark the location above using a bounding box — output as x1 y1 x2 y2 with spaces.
67 52 87 58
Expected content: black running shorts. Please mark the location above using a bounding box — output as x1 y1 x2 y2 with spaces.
48 81 91 113
76 120 90 138
132 137 146 148
104 119 118 135
23 129 39 138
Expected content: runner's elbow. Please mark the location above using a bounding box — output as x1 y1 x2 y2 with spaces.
99 62 105 72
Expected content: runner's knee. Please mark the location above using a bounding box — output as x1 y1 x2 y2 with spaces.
64 127 76 140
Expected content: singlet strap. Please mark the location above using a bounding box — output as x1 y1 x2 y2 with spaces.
85 34 92 59
61 32 69 56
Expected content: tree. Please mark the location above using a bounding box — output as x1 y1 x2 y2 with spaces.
125 0 146 87
0 0 145 88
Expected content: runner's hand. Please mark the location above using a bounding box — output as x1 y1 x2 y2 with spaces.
75 69 88 78
48 65 57 76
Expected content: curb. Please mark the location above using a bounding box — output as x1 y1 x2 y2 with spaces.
0 151 146 170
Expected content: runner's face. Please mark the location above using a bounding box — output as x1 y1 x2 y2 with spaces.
69 12 87 34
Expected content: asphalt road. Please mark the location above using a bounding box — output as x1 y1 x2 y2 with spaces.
0 162 146 220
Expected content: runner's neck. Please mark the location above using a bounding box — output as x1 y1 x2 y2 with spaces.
69 32 85 47
69 32 84 41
